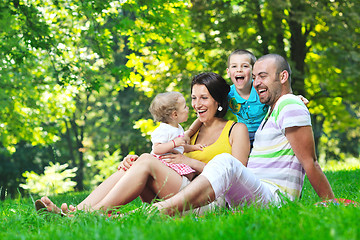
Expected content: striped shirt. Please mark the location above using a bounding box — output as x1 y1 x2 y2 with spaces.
247 94 311 200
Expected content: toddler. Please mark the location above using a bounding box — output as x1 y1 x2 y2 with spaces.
149 91 203 180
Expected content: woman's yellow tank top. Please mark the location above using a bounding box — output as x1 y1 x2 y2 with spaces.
184 120 234 164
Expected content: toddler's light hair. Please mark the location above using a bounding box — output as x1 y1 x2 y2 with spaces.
149 91 184 123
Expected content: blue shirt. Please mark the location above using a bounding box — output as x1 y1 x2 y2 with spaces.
227 83 268 132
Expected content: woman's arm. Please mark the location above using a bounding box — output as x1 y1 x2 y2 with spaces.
160 154 206 173
229 122 250 166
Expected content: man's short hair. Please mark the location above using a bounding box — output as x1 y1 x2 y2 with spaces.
257 54 292 83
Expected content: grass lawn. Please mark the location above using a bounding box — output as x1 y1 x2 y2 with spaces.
1 168 359 240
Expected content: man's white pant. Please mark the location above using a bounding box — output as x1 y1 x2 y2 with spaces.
200 153 281 208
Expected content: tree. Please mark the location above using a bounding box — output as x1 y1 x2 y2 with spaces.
0 0 77 151
2 0 359 197
188 0 360 158
1 0 204 191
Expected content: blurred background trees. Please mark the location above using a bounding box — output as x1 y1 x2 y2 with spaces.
0 0 359 199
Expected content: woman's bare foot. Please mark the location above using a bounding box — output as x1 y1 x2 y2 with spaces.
41 197 61 213
61 203 76 213
60 203 76 217
152 202 175 216
38 196 67 216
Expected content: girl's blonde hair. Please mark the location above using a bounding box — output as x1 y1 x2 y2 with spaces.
149 91 184 123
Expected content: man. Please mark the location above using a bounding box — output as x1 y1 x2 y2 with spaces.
154 54 334 215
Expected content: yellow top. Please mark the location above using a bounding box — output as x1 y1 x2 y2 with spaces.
184 120 234 164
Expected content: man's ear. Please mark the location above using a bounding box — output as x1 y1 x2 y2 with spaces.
280 70 289 84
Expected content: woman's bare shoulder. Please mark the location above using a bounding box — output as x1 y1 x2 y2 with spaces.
229 121 248 135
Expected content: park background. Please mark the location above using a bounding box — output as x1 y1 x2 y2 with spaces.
0 0 359 200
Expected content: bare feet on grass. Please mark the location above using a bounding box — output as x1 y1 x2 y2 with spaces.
60 202 76 216
37 196 67 216
152 202 175 216
39 196 76 217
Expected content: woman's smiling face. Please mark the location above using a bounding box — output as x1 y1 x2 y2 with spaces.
191 84 218 123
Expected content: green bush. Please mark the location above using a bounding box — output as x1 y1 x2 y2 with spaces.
20 162 77 196
92 149 122 185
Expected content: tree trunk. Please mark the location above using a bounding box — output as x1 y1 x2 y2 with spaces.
288 0 321 154
69 115 84 191
288 0 308 96
64 119 76 168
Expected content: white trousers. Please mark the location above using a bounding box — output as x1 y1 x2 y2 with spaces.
201 153 281 208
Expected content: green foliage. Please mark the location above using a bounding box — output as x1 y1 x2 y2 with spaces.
1 0 359 196
0 143 58 200
1 0 202 191
92 149 122 185
0 0 78 150
321 158 360 172
133 119 159 140
187 0 360 160
20 162 77 196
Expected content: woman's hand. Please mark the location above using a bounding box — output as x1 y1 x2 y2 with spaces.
161 153 206 173
118 154 139 171
160 153 189 165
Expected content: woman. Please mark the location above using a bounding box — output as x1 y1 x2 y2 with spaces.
36 72 250 215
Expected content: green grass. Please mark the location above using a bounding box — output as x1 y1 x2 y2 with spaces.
1 169 360 240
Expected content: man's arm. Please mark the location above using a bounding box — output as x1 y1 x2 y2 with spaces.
285 126 334 200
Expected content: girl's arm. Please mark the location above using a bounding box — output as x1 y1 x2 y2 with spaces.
183 143 204 153
152 137 186 155
229 123 250 166
184 118 202 142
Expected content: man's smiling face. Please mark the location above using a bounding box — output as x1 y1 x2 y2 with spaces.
252 58 282 108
